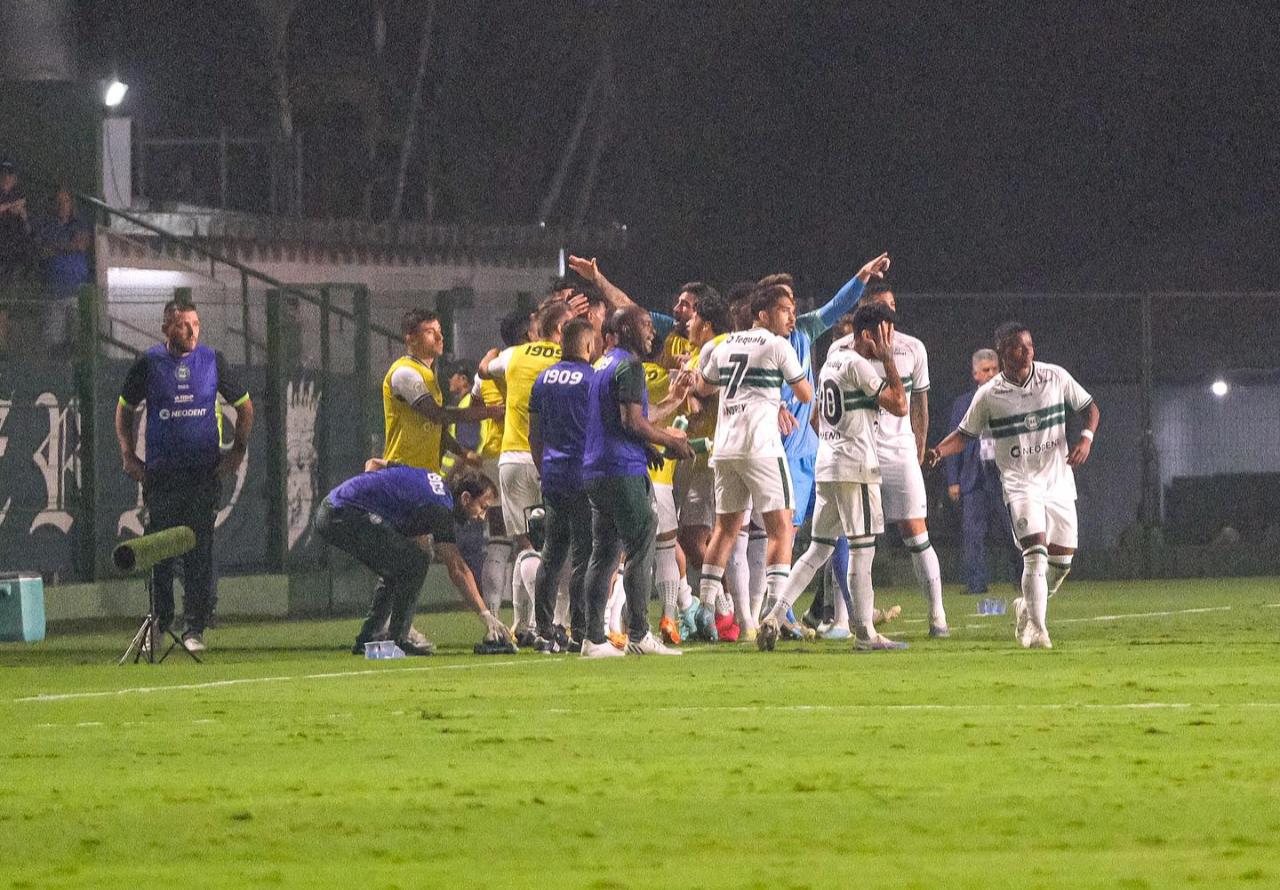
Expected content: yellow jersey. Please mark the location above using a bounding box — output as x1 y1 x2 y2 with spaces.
475 377 506 460
491 340 561 456
643 361 678 486
382 355 443 471
660 330 692 369
687 333 728 468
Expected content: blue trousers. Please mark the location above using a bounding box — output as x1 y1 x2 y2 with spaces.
961 478 1020 594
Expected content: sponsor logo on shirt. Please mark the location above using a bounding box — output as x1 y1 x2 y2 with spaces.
176 365 191 382
1010 439 1058 459
157 407 208 421
174 393 194 404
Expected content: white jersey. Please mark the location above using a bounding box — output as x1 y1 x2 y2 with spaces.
814 343 886 483
700 327 806 459
866 330 929 461
959 362 1093 503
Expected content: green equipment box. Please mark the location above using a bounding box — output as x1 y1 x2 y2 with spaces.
0 573 46 642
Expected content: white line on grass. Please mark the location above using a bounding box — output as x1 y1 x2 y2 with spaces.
961 603 1237 630
15 659 554 704
548 701 1280 716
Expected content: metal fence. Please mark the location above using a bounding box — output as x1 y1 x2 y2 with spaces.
840 291 1280 578
3 232 1278 589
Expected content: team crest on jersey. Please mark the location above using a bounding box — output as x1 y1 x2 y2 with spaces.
1025 413 1040 431
176 364 191 382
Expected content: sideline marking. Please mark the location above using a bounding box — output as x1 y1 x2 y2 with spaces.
15 659 553 704
962 604 1236 630
548 701 1280 716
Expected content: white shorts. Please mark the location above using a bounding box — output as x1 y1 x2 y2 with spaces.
680 466 716 529
652 482 679 536
1007 496 1078 549
713 456 794 516
498 461 542 537
811 480 884 541
879 456 928 523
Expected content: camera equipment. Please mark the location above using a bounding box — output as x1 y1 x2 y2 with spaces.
115 526 200 665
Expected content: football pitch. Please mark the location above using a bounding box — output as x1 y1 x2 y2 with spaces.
2 577 1278 889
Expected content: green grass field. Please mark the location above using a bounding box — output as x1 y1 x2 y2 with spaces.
3 577 1278 889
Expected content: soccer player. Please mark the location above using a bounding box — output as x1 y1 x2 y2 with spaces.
315 462 512 655
475 311 523 618
641 322 711 645
581 307 694 657
688 284 813 641
858 283 950 637
926 322 1099 648
758 302 910 651
383 308 498 473
479 301 573 645
527 317 598 652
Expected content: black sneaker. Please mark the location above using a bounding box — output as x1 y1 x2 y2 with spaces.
514 629 538 649
474 637 518 655
396 637 436 656
532 634 561 654
566 635 584 654
552 624 571 650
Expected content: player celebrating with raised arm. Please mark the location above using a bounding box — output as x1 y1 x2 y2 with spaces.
859 283 949 637
926 322 1099 648
687 284 813 641
758 302 910 651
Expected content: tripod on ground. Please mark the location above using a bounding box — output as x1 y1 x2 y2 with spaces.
113 525 201 666
119 578 201 665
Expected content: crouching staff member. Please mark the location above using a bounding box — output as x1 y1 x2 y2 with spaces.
115 299 254 654
315 462 513 655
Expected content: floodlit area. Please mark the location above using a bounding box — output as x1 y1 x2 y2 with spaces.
4 578 1278 889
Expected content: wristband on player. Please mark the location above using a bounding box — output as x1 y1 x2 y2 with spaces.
1080 430 1094 441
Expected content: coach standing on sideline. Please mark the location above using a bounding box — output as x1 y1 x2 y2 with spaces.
944 348 1019 594
115 300 254 653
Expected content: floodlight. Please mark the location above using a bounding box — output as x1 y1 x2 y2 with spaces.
1210 379 1229 397
104 79 129 108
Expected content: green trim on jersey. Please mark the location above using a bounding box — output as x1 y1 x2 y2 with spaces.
989 401 1068 439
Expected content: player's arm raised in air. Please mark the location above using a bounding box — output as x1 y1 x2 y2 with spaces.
805 252 892 334
568 254 676 340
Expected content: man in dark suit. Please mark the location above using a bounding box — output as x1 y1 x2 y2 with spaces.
945 348 1019 593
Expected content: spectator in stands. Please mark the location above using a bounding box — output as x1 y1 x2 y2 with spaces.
945 347 1020 593
0 160 31 283
36 186 91 350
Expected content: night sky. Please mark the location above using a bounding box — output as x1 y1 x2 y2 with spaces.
104 1 1280 303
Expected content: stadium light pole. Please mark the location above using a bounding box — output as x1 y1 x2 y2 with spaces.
103 78 128 108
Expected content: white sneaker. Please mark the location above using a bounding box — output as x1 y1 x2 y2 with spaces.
181 633 206 653
580 639 626 659
406 626 431 648
627 632 682 656
1027 629 1053 649
1013 597 1030 645
820 623 852 640
854 633 909 651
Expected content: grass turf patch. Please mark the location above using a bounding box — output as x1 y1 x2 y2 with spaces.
2 577 1278 888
